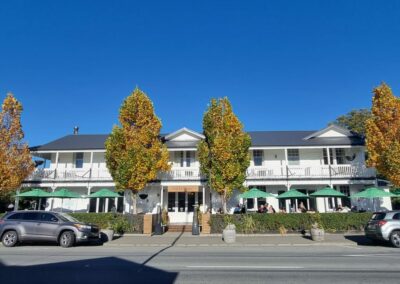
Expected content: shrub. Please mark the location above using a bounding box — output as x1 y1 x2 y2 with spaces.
210 213 373 233
70 213 144 234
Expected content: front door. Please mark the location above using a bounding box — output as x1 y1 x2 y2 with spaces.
167 191 201 223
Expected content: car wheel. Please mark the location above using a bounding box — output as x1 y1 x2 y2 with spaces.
59 231 75 248
390 231 400 248
1 230 18 247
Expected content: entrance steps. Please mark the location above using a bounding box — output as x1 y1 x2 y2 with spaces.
167 223 192 233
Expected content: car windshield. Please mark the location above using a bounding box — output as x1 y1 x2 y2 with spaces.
371 213 386 220
58 213 79 223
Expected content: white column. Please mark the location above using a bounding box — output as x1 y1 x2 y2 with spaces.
327 147 333 187
89 152 94 178
160 186 164 210
14 188 20 210
115 197 118 212
202 186 206 213
87 187 91 213
96 198 100 213
50 186 56 210
54 152 59 179
105 198 109 213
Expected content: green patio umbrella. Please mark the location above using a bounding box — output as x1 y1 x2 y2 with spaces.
310 187 346 212
86 188 120 198
17 188 50 198
85 189 121 212
277 189 309 199
350 187 396 199
47 188 82 212
350 187 396 211
240 188 276 199
277 189 309 212
16 188 50 210
310 187 346 198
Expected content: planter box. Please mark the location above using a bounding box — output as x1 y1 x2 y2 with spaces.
222 224 236 243
101 229 114 242
310 228 325 241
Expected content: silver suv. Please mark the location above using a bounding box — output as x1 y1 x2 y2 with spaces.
365 211 400 247
0 211 99 248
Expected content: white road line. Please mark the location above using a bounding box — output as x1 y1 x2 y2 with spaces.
186 265 304 270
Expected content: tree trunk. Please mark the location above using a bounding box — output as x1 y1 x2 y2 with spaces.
222 189 228 214
130 192 137 214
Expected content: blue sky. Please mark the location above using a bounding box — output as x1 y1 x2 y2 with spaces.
0 0 399 146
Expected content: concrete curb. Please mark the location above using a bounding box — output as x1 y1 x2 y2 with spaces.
104 242 358 247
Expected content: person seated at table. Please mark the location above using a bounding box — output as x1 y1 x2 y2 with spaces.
258 204 266 213
233 204 241 214
268 205 276 213
299 202 307 213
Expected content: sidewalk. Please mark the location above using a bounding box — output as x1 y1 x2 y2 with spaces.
105 232 368 247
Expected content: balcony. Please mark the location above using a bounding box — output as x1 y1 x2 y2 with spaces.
26 167 203 182
157 168 203 180
26 168 113 182
246 165 376 179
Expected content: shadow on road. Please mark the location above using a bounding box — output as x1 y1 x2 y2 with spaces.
140 229 186 268
344 235 393 247
0 257 178 284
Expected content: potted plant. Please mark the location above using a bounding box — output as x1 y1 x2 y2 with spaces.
222 215 236 243
101 221 115 242
161 208 169 233
310 213 324 241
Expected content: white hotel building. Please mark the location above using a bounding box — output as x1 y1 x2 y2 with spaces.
24 125 389 224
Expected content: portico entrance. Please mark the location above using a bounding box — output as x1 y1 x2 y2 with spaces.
167 186 203 224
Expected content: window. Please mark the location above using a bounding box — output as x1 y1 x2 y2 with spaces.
168 192 175 212
393 213 400 220
6 213 23 220
287 149 300 165
186 151 195 167
21 212 39 221
338 185 351 207
253 150 263 166
335 148 346 165
40 213 58 222
176 151 184 167
75 152 84 168
322 149 334 165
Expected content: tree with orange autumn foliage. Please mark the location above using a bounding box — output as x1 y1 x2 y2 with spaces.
105 88 170 213
366 83 400 186
0 93 34 196
198 98 251 213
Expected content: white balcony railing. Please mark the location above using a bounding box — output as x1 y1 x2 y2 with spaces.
158 168 202 180
26 164 376 183
247 165 376 179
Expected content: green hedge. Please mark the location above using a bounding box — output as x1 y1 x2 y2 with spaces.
70 213 143 234
210 213 373 233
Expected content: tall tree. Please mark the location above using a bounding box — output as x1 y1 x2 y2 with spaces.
330 109 372 137
0 93 34 195
366 83 400 186
198 97 251 213
105 88 170 213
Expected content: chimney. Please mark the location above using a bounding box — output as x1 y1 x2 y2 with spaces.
73 126 79 135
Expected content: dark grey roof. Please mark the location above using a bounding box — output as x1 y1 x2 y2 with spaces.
31 131 364 151
30 135 109 151
248 131 364 147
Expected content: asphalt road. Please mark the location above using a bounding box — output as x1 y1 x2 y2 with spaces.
1 242 400 284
